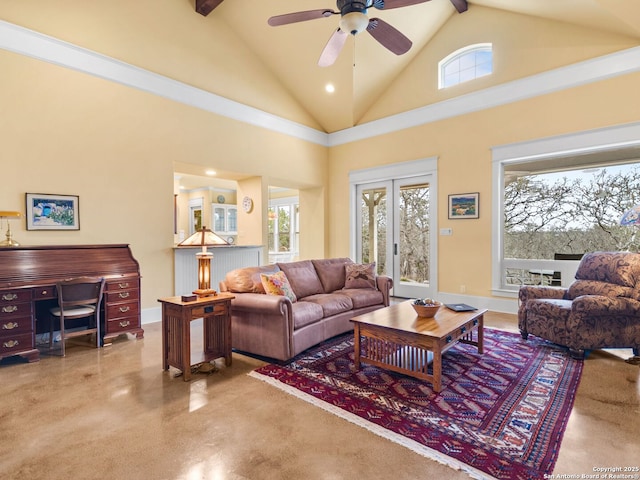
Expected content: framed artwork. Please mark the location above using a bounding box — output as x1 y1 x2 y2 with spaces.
25 193 80 230
448 192 479 219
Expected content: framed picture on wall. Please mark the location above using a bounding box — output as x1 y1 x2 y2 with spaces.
25 193 80 230
448 192 479 219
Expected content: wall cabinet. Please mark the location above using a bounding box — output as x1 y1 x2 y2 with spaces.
212 203 237 235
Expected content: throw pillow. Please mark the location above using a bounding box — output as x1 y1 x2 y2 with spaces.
260 271 297 302
344 263 377 290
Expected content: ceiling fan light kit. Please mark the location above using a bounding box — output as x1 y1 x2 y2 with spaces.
339 12 369 35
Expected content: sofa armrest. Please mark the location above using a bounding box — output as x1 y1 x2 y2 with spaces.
518 285 568 329
519 285 566 304
230 292 292 316
377 275 393 306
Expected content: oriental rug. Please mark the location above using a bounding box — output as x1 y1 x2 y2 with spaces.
249 328 583 480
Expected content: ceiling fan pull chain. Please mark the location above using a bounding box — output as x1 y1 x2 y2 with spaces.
353 37 357 68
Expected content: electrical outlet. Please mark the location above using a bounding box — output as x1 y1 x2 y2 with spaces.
460 285 466 293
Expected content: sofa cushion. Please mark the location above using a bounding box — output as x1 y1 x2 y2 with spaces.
260 271 297 302
344 262 377 289
340 288 384 309
312 258 353 293
225 265 280 293
291 301 324 329
303 293 353 317
575 251 640 288
277 260 325 298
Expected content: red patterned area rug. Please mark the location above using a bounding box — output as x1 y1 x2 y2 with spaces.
249 328 583 480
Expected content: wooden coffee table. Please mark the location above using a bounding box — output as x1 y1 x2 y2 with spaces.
351 301 487 392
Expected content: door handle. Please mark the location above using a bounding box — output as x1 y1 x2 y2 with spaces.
394 243 398 255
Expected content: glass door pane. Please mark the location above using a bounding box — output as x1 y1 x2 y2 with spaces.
393 177 433 299
357 183 391 277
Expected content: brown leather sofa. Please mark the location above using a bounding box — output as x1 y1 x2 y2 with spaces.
219 258 393 361
518 251 640 361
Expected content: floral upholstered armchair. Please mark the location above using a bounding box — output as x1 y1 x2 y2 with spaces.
518 251 640 363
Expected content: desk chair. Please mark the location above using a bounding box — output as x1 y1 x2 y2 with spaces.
49 276 105 356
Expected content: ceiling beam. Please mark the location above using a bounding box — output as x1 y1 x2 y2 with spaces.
196 0 224 17
450 0 468 14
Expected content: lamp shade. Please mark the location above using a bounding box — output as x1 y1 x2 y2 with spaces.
178 227 228 297
178 226 229 247
620 205 640 226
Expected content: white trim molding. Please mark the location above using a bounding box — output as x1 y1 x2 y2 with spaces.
0 20 329 146
2 20 640 147
330 46 640 146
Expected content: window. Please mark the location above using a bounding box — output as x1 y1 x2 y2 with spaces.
492 129 640 298
439 43 492 89
501 161 640 289
268 197 299 263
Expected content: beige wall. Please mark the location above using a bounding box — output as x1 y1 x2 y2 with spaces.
328 73 640 298
1 50 328 310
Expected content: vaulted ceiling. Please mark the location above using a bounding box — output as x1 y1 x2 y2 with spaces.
2 0 639 138
193 0 640 133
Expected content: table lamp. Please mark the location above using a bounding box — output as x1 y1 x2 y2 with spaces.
178 226 229 297
0 211 21 247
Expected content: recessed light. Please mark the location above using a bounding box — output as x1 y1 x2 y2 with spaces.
205 170 216 176
325 83 335 93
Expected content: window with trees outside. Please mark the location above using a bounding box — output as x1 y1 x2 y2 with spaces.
500 160 640 291
268 197 299 263
438 43 493 89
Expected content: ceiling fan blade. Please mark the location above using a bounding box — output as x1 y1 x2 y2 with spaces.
372 0 431 10
449 0 468 13
268 9 337 27
318 29 348 67
366 18 412 55
195 0 224 17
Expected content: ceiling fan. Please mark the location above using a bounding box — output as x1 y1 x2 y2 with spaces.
268 0 468 67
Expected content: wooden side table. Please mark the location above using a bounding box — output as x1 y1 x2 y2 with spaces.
158 293 234 381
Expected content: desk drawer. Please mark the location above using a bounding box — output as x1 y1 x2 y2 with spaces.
106 316 139 335
0 289 31 304
106 301 140 320
0 301 33 319
106 289 140 303
1 333 34 355
106 279 139 291
1 316 33 335
32 286 56 300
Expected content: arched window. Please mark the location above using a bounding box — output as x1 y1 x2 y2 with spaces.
438 43 493 89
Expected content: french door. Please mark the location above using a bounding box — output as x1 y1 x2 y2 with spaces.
355 174 436 299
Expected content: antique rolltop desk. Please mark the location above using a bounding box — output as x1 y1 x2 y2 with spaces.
0 244 144 362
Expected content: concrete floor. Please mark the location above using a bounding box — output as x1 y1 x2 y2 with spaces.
1 311 638 480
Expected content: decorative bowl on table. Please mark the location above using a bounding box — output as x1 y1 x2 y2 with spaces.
412 298 441 318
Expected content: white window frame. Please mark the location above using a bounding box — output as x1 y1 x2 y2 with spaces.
268 196 299 262
438 43 493 90
491 121 640 298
